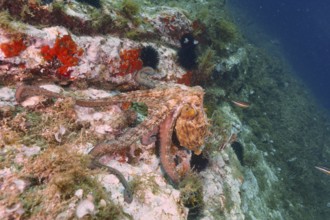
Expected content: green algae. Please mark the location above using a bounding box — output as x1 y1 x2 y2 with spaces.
222 182 235 211
0 99 125 219
121 0 140 17
90 12 115 34
179 172 204 219
193 47 217 86
131 102 148 117
16 146 126 219
208 19 241 57
129 175 160 203
120 0 142 26
0 10 14 31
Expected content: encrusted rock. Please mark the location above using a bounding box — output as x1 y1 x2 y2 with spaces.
75 198 95 219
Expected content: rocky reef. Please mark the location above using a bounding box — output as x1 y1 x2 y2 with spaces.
1 0 329 220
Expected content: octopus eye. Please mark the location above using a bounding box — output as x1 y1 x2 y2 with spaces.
181 104 197 119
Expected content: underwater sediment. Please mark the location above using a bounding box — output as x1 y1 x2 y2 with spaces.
0 0 329 220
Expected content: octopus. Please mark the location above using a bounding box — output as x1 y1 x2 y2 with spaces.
15 83 209 201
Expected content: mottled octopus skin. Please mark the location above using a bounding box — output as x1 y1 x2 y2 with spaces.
15 84 209 185
83 84 208 184
159 110 182 184
175 103 208 155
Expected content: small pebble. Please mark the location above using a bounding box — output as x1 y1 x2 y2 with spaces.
75 189 83 199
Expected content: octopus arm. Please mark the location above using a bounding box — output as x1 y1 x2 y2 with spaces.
89 104 169 157
159 106 183 185
141 126 159 145
75 85 197 107
15 85 63 103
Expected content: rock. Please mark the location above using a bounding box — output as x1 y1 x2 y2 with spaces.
76 199 95 219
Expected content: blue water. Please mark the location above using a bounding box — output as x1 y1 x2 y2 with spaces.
229 0 330 111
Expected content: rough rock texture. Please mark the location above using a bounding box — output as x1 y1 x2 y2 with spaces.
0 1 293 219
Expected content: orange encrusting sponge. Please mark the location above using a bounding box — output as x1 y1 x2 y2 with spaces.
40 35 83 77
0 38 27 58
116 49 143 76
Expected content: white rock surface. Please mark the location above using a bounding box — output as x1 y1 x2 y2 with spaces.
0 87 15 106
98 156 188 220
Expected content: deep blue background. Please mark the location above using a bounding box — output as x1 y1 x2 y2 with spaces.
229 1 330 111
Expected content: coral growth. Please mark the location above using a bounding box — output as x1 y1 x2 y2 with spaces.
0 38 27 57
40 35 83 78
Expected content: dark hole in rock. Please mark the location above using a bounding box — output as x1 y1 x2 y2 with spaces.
231 141 244 166
187 207 203 220
171 132 209 172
